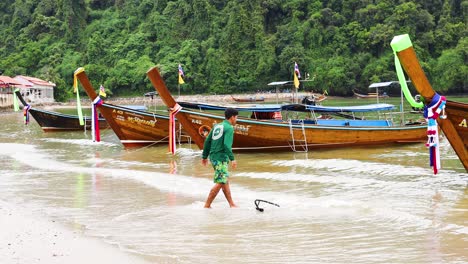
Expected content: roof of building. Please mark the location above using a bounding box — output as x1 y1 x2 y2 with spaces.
0 76 22 88
15 75 56 87
13 75 56 88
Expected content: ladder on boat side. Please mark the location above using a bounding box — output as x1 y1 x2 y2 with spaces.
288 120 308 152
177 123 192 146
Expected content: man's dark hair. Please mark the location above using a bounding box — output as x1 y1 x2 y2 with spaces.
225 108 239 119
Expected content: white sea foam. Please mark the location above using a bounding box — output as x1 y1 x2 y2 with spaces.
41 138 119 147
236 171 383 187
271 158 464 179
1 143 465 231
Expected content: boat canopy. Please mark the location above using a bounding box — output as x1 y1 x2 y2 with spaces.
123 105 148 111
179 101 395 113
267 81 291 86
304 103 395 112
369 80 410 89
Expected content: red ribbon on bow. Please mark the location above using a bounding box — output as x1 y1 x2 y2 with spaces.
92 97 103 142
169 104 182 154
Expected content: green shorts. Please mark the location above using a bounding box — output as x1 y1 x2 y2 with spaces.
211 160 230 184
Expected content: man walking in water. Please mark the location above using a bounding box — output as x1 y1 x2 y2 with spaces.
202 108 239 208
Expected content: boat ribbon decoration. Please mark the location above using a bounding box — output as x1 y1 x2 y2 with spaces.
391 35 423 109
92 96 104 142
423 93 446 175
391 34 446 175
13 88 20 112
23 104 31 125
73 68 85 126
169 103 182 154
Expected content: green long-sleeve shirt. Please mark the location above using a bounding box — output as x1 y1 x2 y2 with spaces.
202 120 235 162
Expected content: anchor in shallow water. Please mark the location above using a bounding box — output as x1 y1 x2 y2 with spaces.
254 199 280 212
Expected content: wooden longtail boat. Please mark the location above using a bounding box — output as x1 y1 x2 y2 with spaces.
391 34 468 171
310 93 327 103
294 93 328 105
231 95 265 102
14 90 109 132
75 69 188 148
147 66 427 152
353 89 389 99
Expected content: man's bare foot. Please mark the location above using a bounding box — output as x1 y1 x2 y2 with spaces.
204 206 212 209
230 204 238 208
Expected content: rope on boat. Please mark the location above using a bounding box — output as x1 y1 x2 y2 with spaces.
106 136 169 157
254 199 280 212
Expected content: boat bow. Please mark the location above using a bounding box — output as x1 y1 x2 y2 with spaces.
391 34 468 172
146 66 205 149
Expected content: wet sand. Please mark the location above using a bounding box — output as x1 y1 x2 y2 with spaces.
0 200 149 264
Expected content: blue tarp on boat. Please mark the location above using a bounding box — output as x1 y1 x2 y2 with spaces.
178 101 282 112
179 101 395 113
122 105 148 111
304 103 395 112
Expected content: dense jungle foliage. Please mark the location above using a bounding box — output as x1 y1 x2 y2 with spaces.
0 0 466 101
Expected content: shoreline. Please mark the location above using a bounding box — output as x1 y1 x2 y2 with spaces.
0 200 150 264
2 91 312 109
64 91 311 106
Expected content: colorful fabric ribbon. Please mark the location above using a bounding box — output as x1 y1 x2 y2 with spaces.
423 93 446 174
23 104 31 124
393 51 424 108
92 96 103 142
73 68 85 126
169 103 182 154
13 89 20 112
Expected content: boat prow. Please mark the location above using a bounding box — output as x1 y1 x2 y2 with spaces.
14 90 109 132
391 34 468 172
75 68 186 148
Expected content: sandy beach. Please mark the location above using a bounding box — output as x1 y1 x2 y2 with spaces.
0 200 149 264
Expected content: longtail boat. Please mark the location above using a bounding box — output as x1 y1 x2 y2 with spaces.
391 34 468 172
147 66 427 152
231 95 265 102
75 68 188 148
309 93 328 103
14 90 109 132
294 93 328 105
353 89 389 99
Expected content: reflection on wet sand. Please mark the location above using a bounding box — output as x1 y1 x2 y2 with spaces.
167 159 178 206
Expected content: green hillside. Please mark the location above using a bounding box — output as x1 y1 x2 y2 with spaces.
0 0 466 101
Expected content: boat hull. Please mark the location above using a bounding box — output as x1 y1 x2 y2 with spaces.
15 90 109 132
96 103 179 148
231 95 265 102
29 108 108 132
353 92 389 99
445 100 468 152
182 110 427 151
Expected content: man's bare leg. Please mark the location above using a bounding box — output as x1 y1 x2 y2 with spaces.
204 183 222 208
221 181 237 208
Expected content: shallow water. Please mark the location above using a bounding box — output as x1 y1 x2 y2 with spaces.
0 111 467 263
